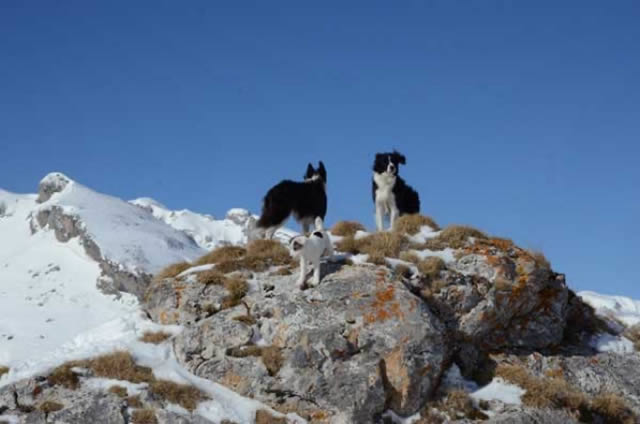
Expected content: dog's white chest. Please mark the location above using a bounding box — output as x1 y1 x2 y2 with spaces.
374 172 396 210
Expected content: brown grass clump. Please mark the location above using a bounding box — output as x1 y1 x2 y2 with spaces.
255 409 287 424
221 277 249 309
140 331 172 345
149 379 205 412
624 324 640 351
421 225 487 250
261 346 284 376
399 251 420 264
108 385 128 397
127 395 143 408
153 261 191 281
48 362 82 389
417 257 445 280
590 393 636 424
436 390 487 420
86 351 154 383
528 250 551 269
131 408 158 424
213 240 293 273
270 267 292 276
393 214 440 234
0 366 8 378
336 232 407 261
197 269 228 285
39 401 64 413
331 221 366 237
195 246 247 266
495 363 636 422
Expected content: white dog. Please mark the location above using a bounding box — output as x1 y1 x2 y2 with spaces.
288 217 334 289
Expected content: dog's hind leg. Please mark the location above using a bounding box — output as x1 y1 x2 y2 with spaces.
310 257 321 287
375 203 385 232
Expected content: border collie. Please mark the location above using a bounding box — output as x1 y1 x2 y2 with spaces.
289 217 334 289
256 161 327 238
372 151 420 231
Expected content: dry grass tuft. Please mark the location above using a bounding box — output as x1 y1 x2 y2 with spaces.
197 269 228 285
270 267 292 276
528 250 551 269
393 214 440 234
221 277 249 310
246 239 291 263
127 395 143 408
131 408 158 424
436 390 487 420
140 331 172 345
108 385 128 398
496 363 636 422
153 261 191 281
261 346 284 376
590 393 636 424
624 324 640 351
399 251 420 264
233 315 257 325
39 401 64 413
149 379 205 412
336 232 407 261
255 410 287 424
331 221 366 237
86 351 154 383
0 366 8 378
417 257 445 280
421 225 487 250
48 363 82 389
195 246 247 266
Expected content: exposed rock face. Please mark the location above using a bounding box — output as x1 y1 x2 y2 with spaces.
31 205 152 298
167 266 448 422
37 172 71 203
418 242 569 353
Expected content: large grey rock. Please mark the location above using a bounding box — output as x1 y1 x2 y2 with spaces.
172 265 448 423
422 246 569 353
37 172 71 203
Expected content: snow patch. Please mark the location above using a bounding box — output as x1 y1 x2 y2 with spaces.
579 291 640 327
471 378 524 405
591 334 635 354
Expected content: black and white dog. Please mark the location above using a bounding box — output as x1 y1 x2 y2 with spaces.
289 217 334 289
372 151 420 231
256 161 327 238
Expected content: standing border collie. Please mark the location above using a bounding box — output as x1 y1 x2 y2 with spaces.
256 162 327 238
372 151 420 231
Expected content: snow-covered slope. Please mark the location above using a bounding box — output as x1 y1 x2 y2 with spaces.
130 198 252 251
0 173 251 369
579 291 640 327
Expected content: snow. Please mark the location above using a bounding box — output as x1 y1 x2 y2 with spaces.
1 175 303 423
84 377 149 395
471 377 525 405
0 190 139 367
408 226 440 244
591 334 635 354
411 247 457 263
130 198 249 251
0 414 20 424
579 291 640 327
381 410 422 424
34 175 206 275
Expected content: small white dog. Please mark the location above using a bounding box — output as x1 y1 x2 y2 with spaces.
288 217 334 289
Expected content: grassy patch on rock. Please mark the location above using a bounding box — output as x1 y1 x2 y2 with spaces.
393 214 440 234
139 331 172 345
331 221 366 237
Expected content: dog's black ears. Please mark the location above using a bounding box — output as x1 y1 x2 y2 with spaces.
318 161 327 181
305 163 314 179
392 150 406 165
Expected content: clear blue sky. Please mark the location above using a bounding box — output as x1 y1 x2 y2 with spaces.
1 1 638 297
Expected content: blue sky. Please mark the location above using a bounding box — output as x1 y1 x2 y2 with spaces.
1 1 639 297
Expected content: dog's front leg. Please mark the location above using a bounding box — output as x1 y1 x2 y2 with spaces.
297 256 308 288
375 203 385 232
389 206 399 231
